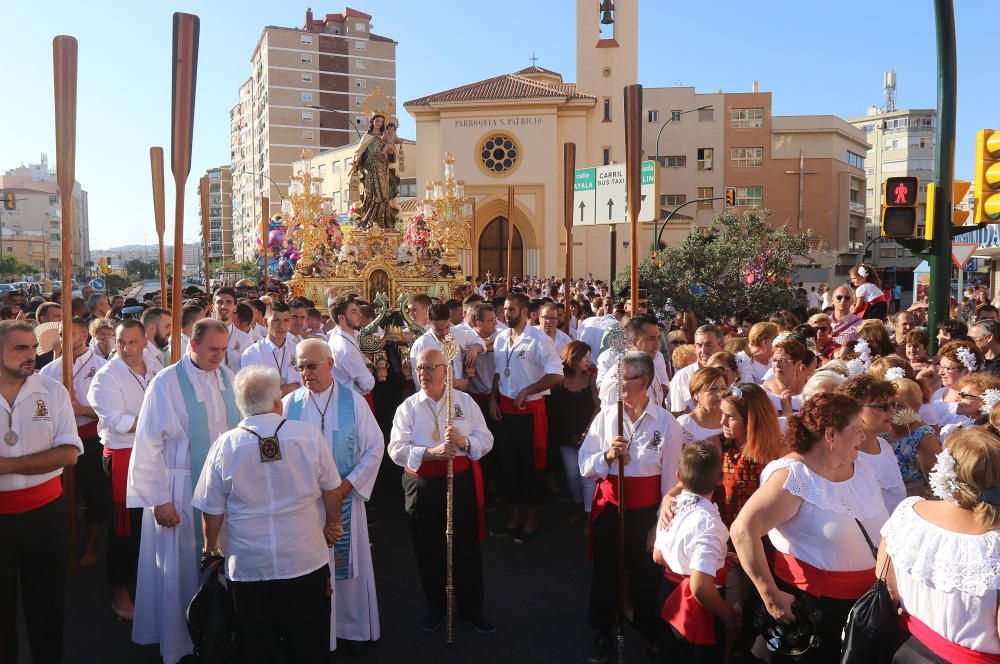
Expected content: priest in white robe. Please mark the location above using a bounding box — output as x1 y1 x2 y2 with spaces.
126 319 242 664
283 338 384 653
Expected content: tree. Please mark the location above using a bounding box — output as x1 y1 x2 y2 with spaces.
614 209 814 323
0 255 39 279
104 274 132 295
124 258 158 280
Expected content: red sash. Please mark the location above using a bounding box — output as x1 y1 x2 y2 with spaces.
78 420 98 440
363 392 375 415
856 292 889 318
406 456 487 541
587 475 661 559
0 477 62 515
499 395 547 469
106 447 133 536
661 564 729 645
903 613 1000 663
773 552 873 600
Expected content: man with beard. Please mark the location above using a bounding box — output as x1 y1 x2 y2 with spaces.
0 320 82 663
140 307 170 370
127 319 242 663
327 296 375 403
212 288 253 373
241 301 300 396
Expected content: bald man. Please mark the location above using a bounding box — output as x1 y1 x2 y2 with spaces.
830 285 862 345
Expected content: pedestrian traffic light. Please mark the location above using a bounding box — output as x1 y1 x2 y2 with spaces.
881 176 919 238
974 129 1000 223
725 187 736 208
98 257 107 272
2 192 13 210
923 180 971 240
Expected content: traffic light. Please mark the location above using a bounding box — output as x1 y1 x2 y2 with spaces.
974 129 1000 223
2 192 13 210
725 187 736 208
923 180 971 240
98 257 107 273
881 176 919 238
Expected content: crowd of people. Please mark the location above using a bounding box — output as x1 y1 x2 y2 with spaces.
3 263 1000 663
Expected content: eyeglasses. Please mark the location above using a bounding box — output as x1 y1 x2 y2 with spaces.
415 363 446 373
669 340 685 346
939 363 965 373
296 361 326 372
866 401 899 412
540 316 559 321
769 357 796 366
834 295 853 301
958 391 983 401
813 325 831 332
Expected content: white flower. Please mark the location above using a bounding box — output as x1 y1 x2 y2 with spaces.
854 339 871 358
982 389 1000 416
928 448 962 504
892 408 921 428
956 346 978 373
857 265 869 278
771 333 791 348
846 356 867 377
884 367 906 382
735 351 754 383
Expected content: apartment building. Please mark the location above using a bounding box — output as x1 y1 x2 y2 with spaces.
203 166 234 263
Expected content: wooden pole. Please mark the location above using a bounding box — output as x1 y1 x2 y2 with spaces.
505 185 514 289
169 13 200 364
562 143 576 332
199 175 211 290
260 195 269 290
53 34 78 556
624 84 643 316
150 147 167 304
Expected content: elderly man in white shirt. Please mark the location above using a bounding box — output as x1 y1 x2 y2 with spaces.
240 300 299 396
668 325 724 414
596 313 669 408
537 302 572 356
193 364 344 664
327 296 375 401
409 302 486 393
127 318 243 664
389 347 495 635
283 338 384 654
0 320 82 664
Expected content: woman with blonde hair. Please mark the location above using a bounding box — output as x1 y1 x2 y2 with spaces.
938 372 1000 444
926 340 985 427
747 322 779 383
677 366 726 450
879 426 1000 661
706 350 739 387
672 344 697 373
884 377 941 497
807 313 840 360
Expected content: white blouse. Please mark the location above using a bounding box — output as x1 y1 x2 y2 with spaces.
858 437 907 514
654 490 728 578
883 497 1000 654
676 413 721 448
761 457 889 572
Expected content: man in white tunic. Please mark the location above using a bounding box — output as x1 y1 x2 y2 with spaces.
140 307 170 370
127 318 242 664
537 302 572 357
596 314 669 408
240 300 299 396
668 325 723 414
283 339 384 653
409 303 486 392
326 296 375 399
212 287 253 373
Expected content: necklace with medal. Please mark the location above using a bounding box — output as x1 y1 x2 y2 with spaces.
619 409 649 467
126 363 149 391
308 385 335 435
271 341 287 375
425 398 446 442
73 350 94 380
503 331 524 379
4 401 18 446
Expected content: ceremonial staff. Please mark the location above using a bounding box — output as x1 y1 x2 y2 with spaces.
169 12 200 363
610 327 628 664
563 143 576 332
53 34 78 552
150 147 167 304
441 333 460 646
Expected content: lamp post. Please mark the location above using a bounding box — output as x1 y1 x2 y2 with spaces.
653 105 713 167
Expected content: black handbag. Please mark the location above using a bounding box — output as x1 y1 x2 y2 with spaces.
187 568 237 663
839 518 899 664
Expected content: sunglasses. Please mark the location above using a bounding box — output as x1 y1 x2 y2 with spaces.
834 295 853 301
958 391 983 401
415 363 446 373
296 361 327 372
866 401 898 411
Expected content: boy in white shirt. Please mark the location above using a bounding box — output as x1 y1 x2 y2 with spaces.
653 442 736 662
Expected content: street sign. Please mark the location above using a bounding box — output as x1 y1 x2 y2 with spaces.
90 278 106 290
573 167 596 225
576 160 659 226
952 243 979 270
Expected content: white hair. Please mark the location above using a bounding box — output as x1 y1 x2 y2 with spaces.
801 369 848 402
234 365 282 416
296 337 332 360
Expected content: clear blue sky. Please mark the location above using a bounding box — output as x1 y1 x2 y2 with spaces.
0 1 993 250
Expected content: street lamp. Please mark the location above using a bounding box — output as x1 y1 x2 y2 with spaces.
653 105 713 167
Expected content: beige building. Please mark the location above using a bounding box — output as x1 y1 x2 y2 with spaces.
0 155 90 278
404 0 867 282
203 166 234 263
230 7 397 261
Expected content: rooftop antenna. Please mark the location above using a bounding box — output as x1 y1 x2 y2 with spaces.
883 71 897 113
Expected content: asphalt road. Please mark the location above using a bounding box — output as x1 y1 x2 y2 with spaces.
17 456 654 664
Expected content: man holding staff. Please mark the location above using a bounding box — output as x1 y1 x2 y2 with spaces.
389 348 495 635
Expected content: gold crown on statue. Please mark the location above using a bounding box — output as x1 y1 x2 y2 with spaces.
364 88 394 122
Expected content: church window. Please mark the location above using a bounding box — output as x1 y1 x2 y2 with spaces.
479 134 521 175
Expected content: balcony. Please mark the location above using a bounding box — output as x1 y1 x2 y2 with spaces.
847 241 865 253
849 201 866 215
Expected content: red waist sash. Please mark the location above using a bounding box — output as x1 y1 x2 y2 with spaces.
587 474 662 559
661 564 729 646
363 391 375 415
499 395 547 469
0 476 62 515
78 420 98 439
108 447 133 536
406 456 486 541
856 292 889 318
773 551 873 600
903 613 1000 663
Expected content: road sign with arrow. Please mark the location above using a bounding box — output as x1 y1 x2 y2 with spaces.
575 160 658 226
573 167 596 225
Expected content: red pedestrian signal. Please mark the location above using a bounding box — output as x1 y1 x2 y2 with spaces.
881 176 919 239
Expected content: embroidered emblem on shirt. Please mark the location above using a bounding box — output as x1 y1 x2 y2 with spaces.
34 400 49 418
649 430 662 450
258 436 282 463
517 348 526 359
234 341 241 351
86 367 97 379
453 404 464 420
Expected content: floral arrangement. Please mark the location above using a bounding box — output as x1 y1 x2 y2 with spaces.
398 211 439 263
735 351 754 384
957 346 979 373
338 243 360 264
891 408 921 432
397 243 417 264
982 388 1000 416
884 367 906 382
928 449 961 504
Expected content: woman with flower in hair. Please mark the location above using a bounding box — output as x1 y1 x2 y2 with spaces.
849 263 888 320
884 377 941 497
857 319 896 357
706 350 740 387
937 373 1000 444
879 426 1000 662
925 340 985 427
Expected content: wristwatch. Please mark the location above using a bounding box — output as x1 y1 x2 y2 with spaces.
462 436 472 453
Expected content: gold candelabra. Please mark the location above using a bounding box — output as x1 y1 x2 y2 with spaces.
285 149 332 276
422 152 472 269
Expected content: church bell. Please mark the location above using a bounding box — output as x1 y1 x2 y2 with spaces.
600 0 615 25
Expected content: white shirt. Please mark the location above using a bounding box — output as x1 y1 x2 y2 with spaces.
87 356 158 450
596 348 669 408
654 491 729 578
388 389 494 473
676 413 722 448
192 413 341 582
807 291 819 309
328 327 375 395
579 401 683 495
858 437 907 514
241 336 299 386
144 339 168 371
40 349 106 427
409 325 486 390
668 362 700 413
578 314 618 358
251 322 268 342
883 497 1000 654
0 373 82 491
494 324 563 401
221 323 254 373
761 457 889 572
856 282 883 304
540 327 572 358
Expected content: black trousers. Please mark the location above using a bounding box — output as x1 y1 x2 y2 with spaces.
654 577 723 664
229 564 331 663
401 469 484 621
496 411 542 505
588 503 660 642
891 633 949 664
0 495 68 664
79 436 109 524
102 454 142 586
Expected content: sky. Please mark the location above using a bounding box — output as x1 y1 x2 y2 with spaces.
1 1 994 250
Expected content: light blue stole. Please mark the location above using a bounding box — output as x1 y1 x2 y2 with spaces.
176 358 241 555
286 382 356 580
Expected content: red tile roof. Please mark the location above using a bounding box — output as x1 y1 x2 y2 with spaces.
405 72 595 108
514 65 562 78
